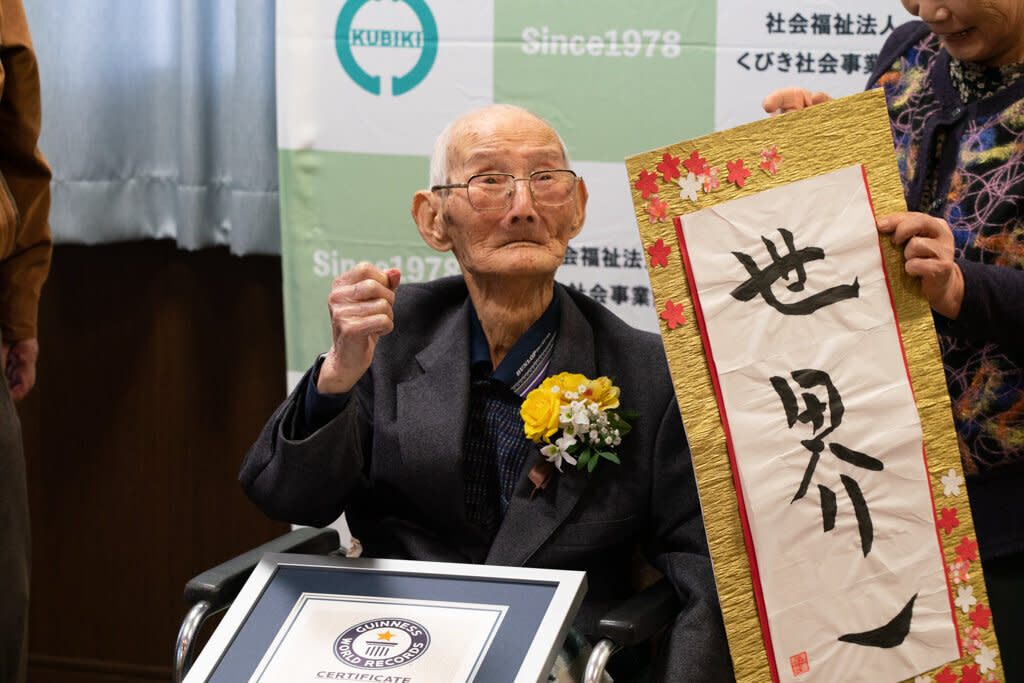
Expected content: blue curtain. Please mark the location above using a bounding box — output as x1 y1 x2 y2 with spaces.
23 0 280 255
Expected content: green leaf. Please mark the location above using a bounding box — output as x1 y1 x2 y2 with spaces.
576 449 592 470
598 451 621 464
587 455 598 472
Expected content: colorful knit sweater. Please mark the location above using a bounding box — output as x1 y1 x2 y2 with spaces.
869 21 1024 558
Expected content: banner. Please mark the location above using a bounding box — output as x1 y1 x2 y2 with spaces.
276 0 899 385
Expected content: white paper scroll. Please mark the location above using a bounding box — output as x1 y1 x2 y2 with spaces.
679 165 959 682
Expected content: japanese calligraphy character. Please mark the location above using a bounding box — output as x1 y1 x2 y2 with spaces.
589 283 607 304
766 12 786 34
796 52 815 73
857 13 879 35
755 52 774 71
730 228 860 315
834 13 854 35
771 369 882 556
811 13 831 34
879 15 897 35
623 249 644 269
562 245 578 266
789 13 808 34
581 247 600 267
611 285 629 305
818 53 838 74
841 53 862 75
602 247 621 268
631 286 650 307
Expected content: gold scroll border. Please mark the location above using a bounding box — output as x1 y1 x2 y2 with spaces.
626 89 1001 682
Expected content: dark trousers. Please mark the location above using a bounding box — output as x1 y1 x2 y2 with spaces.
985 551 1024 683
0 360 28 683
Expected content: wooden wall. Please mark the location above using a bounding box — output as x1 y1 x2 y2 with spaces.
18 241 290 682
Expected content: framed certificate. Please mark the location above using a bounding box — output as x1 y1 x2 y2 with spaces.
184 554 587 683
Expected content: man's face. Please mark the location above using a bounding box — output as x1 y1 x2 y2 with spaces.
434 109 586 284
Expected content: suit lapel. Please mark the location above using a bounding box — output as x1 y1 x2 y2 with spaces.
486 287 598 566
396 299 474 529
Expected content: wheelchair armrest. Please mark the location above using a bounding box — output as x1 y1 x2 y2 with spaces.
596 577 680 648
183 527 341 612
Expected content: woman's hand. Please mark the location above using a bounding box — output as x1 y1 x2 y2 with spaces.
877 212 964 319
762 87 833 115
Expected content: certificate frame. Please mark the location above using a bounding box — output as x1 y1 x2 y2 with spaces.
184 553 587 683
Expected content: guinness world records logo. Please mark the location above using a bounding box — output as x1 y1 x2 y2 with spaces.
334 618 431 669
335 0 438 96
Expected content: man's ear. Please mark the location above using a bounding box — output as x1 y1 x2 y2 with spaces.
569 178 588 240
412 190 452 252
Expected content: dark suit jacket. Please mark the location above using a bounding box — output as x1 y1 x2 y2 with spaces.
240 277 731 679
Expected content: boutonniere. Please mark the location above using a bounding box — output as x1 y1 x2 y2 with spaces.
520 372 639 495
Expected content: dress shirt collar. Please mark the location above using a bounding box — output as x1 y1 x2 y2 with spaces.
469 287 560 398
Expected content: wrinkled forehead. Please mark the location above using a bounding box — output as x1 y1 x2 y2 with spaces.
447 110 567 175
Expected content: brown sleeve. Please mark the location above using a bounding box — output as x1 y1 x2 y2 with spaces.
0 0 51 342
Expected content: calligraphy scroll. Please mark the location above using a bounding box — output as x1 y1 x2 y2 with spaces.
627 90 1003 682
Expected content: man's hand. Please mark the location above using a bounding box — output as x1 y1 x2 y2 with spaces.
1 338 39 402
318 263 402 395
877 212 964 319
762 87 833 115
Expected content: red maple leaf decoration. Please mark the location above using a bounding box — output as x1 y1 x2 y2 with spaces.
657 153 681 183
727 158 751 187
969 603 992 629
938 507 960 534
935 666 958 683
760 146 782 174
960 664 983 683
683 149 708 176
660 300 686 329
635 169 659 199
956 536 979 562
645 196 668 222
647 238 672 268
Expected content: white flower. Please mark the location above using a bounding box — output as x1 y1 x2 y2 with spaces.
541 434 578 471
955 585 976 613
975 643 998 673
942 468 964 497
676 172 701 202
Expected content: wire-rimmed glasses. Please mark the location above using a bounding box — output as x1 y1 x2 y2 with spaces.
430 169 579 211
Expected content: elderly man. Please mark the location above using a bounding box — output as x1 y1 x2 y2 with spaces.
241 104 730 679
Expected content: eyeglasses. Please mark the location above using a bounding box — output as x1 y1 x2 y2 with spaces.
430 169 579 211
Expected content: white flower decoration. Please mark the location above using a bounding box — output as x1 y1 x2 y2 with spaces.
955 584 976 613
942 468 964 497
975 643 998 674
676 172 701 202
540 434 578 472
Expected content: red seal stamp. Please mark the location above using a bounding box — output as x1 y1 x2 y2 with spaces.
790 651 809 676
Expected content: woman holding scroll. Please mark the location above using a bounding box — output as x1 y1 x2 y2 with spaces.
763 0 1024 676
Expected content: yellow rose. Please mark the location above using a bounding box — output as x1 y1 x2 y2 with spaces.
550 372 590 399
585 376 620 411
520 384 563 443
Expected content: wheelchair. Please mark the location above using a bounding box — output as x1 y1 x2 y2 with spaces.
175 527 680 683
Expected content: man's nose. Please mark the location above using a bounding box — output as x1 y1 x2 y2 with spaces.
507 178 537 219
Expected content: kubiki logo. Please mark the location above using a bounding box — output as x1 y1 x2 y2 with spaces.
334 619 431 669
335 0 438 96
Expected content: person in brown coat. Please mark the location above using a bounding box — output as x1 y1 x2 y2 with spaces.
0 0 52 680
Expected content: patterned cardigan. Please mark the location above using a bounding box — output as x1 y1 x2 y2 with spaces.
867 21 1024 559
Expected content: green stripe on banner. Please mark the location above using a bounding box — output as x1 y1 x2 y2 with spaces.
494 1 716 162
279 148 456 373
